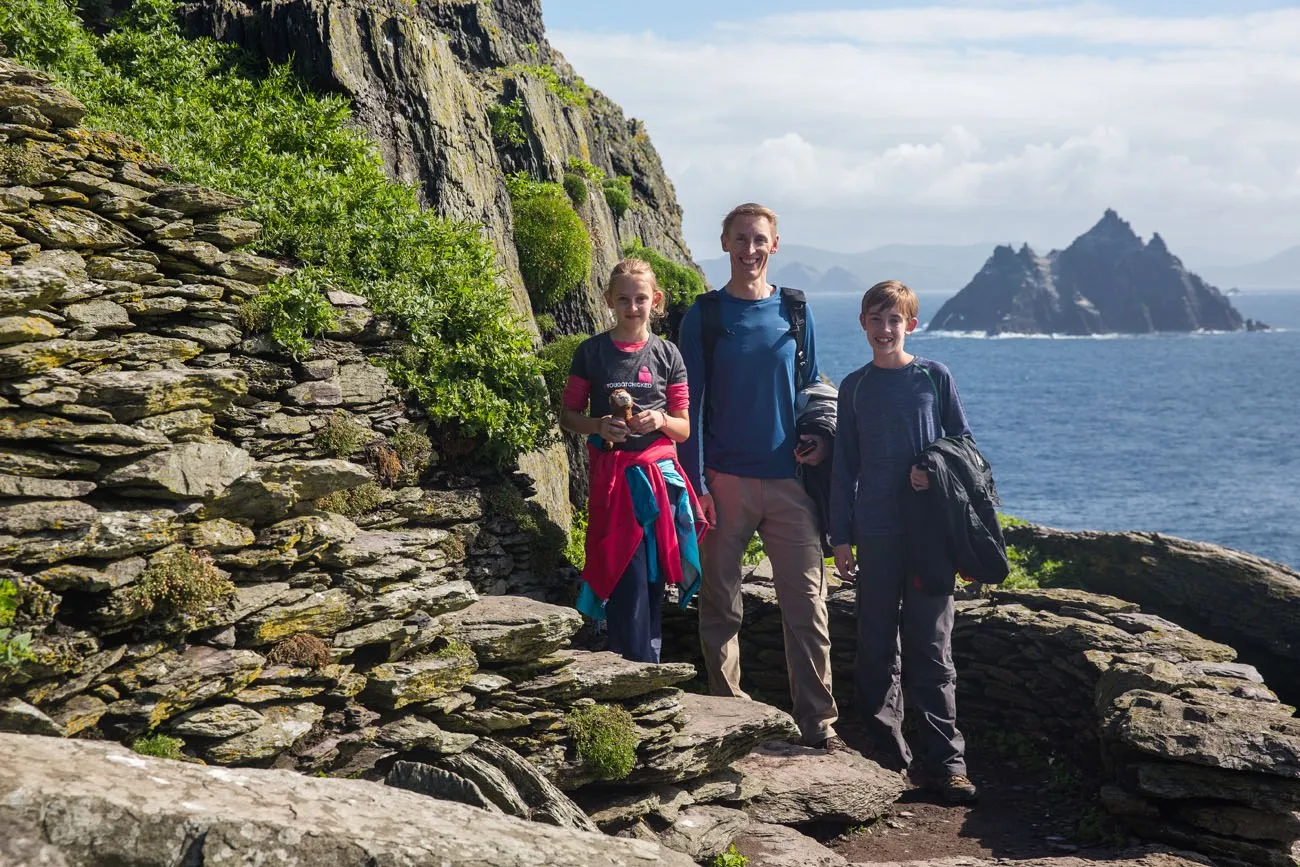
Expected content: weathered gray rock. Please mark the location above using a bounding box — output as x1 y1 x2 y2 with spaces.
0 58 87 126
16 204 141 249
626 694 801 786
0 732 695 865
365 653 479 710
0 448 98 479
654 805 751 861
100 441 254 499
78 368 247 422
170 703 265 739
441 596 583 664
0 506 182 566
0 474 95 498
63 298 131 330
0 697 62 736
203 459 372 520
376 716 478 754
100 646 264 735
731 741 905 825
205 702 325 764
733 821 847 867
235 588 355 646
0 313 58 343
517 651 696 702
150 183 248 216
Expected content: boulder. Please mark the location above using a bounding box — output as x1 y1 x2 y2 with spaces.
731 740 905 825
733 821 848 867
100 441 255 499
0 732 696 866
205 702 325 765
516 650 696 702
203 459 373 521
654 805 751 861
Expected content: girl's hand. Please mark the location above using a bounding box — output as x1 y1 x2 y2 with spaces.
910 465 930 491
833 544 856 582
629 409 664 435
599 415 629 442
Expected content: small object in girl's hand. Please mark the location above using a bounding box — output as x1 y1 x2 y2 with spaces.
604 388 635 450
795 439 817 458
609 388 635 423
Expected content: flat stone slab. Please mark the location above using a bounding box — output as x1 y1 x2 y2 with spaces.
442 596 583 664
517 650 696 703
731 740 906 825
844 855 1213 867
734 821 847 867
0 732 696 866
626 693 801 786
656 805 750 862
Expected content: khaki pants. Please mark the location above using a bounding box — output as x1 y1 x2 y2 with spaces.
698 469 839 742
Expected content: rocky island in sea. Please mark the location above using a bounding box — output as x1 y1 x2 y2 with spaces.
929 210 1268 335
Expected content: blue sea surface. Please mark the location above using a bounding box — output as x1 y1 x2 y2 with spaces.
814 289 1300 568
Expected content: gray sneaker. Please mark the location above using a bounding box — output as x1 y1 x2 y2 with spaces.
937 773 979 804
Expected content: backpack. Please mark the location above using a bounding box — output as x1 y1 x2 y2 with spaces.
697 286 809 432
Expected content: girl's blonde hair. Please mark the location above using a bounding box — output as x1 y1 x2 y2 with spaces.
606 257 667 316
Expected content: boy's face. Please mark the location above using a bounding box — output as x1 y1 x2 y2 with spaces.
721 215 779 282
860 303 918 354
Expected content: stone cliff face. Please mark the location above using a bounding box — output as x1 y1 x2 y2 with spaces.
930 211 1261 335
179 0 695 339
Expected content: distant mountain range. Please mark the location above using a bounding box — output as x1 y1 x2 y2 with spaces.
699 242 1300 293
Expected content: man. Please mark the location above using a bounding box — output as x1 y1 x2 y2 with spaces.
678 203 844 751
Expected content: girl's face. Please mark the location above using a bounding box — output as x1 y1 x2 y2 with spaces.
607 274 661 331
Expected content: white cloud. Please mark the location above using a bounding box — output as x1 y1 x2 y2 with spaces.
551 3 1300 265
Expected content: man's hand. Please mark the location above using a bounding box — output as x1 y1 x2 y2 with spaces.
598 415 628 443
909 465 930 491
833 543 856 582
697 492 716 526
794 434 829 466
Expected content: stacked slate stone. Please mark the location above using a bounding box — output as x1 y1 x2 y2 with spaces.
664 577 1300 866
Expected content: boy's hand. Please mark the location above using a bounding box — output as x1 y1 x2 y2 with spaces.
794 434 828 466
598 415 629 443
909 465 930 491
628 409 664 435
833 544 856 581
697 493 716 526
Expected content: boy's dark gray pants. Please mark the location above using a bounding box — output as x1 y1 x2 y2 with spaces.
854 533 966 778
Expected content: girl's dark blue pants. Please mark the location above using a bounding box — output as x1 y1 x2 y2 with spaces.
605 538 665 663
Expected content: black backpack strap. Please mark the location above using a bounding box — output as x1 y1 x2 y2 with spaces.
778 286 810 391
698 290 722 434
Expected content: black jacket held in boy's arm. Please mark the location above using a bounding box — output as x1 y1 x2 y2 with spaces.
902 434 1009 595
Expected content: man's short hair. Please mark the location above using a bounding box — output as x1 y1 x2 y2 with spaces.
861 280 919 320
721 203 778 238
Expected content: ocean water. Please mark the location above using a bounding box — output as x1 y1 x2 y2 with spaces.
814 289 1300 568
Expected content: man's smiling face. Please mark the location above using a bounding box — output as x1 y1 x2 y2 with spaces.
722 214 779 283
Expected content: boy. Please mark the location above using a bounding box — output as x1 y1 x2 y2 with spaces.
829 280 979 803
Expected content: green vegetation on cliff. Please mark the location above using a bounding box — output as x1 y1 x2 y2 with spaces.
566 703 638 780
623 240 706 309
0 0 551 464
507 173 592 309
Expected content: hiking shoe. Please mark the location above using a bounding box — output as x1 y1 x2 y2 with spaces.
813 735 855 755
937 773 979 804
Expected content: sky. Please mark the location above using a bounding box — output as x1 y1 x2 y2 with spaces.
542 1 1300 267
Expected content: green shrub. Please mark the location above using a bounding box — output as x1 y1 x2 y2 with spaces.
0 0 550 465
389 425 433 480
623 240 705 309
316 409 367 457
0 578 17 627
710 845 750 867
485 97 526 147
566 156 604 182
131 733 185 760
508 174 592 309
505 63 590 106
997 514 1069 589
742 533 766 566
534 312 556 337
562 172 588 207
0 628 34 671
564 509 587 570
602 178 631 219
127 548 235 617
315 482 385 517
566 703 638 780
434 638 474 660
243 269 338 359
537 332 589 407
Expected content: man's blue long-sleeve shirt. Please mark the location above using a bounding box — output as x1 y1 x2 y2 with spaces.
678 287 819 496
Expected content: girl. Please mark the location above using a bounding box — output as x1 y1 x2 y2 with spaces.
560 258 706 663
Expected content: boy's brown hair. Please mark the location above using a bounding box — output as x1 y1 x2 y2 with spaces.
861 279 919 321
607 257 667 315
721 202 778 238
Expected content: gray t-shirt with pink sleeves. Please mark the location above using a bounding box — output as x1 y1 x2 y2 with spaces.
570 332 686 452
